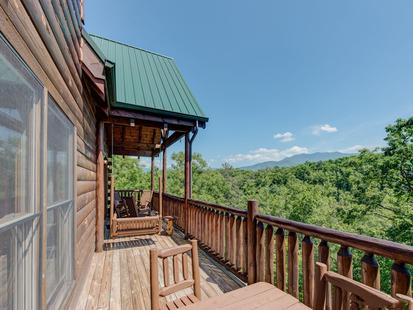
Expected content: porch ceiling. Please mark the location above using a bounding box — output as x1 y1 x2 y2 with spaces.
111 124 162 157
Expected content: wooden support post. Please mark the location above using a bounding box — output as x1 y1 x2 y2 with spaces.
288 231 299 298
391 262 412 297
302 236 314 307
161 126 168 193
96 121 104 252
247 200 258 285
150 155 155 191
361 253 380 289
159 177 163 218
109 175 114 238
184 132 191 236
275 228 285 290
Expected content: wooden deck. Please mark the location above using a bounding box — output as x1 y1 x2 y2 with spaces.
75 232 244 309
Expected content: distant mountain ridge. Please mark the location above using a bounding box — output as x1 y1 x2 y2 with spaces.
241 152 353 170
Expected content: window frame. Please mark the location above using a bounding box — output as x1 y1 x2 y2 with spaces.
44 95 76 308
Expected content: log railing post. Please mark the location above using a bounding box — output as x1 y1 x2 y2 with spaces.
391 262 412 297
230 214 236 267
225 213 231 262
256 221 265 282
242 217 248 274
361 253 380 289
288 231 299 298
302 236 314 307
314 262 327 310
318 240 331 310
236 216 242 271
275 228 285 290
247 200 258 285
336 245 352 308
264 225 274 284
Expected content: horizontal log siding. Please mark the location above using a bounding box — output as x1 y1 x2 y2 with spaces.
0 0 97 307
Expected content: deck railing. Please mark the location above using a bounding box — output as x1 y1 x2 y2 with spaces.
152 192 413 308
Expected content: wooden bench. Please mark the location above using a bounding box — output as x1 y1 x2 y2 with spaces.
112 213 161 237
150 240 201 310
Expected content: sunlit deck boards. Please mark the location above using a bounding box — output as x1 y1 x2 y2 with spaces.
75 232 244 309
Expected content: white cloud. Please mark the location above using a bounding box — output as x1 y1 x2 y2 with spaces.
274 132 295 142
226 146 309 164
312 124 338 135
339 145 372 154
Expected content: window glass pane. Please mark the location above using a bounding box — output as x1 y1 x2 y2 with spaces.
0 37 41 225
47 101 73 205
46 98 74 308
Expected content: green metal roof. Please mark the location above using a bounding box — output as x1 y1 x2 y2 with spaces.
89 34 207 122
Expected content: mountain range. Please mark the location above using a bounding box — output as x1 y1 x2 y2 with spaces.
240 152 353 170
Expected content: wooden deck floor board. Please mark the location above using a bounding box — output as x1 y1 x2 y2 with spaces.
75 232 244 309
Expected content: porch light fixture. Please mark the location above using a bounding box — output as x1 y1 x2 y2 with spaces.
130 119 135 127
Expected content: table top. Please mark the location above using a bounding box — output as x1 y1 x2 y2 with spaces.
184 282 310 310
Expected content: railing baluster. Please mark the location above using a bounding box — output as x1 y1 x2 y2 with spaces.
230 214 236 267
318 240 331 310
337 246 352 308
264 224 274 284
225 212 231 262
220 211 225 259
242 217 248 274
275 228 285 290
288 231 298 298
302 236 314 307
247 200 258 285
361 253 380 289
235 216 242 271
215 211 220 255
256 221 265 282
206 209 211 248
391 261 412 297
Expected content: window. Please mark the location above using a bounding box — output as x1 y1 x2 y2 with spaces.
46 98 74 308
0 35 75 309
0 34 41 309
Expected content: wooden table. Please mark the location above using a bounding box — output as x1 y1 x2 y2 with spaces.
183 282 310 309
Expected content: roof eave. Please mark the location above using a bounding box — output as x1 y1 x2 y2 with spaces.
112 101 208 124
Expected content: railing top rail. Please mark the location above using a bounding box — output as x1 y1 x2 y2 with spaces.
256 213 413 265
188 198 247 217
162 192 185 202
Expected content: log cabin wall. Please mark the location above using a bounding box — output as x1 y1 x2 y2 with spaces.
0 0 97 305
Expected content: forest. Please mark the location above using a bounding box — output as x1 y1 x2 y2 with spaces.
113 117 413 291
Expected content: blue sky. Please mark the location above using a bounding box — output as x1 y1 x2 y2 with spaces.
85 1 413 168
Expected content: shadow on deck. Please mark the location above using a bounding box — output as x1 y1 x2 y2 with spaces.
75 231 245 310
